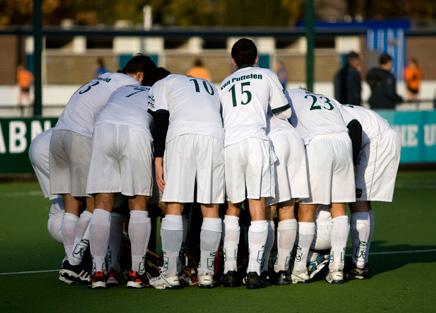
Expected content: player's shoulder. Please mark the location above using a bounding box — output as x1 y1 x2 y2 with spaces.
104 72 137 85
287 88 308 98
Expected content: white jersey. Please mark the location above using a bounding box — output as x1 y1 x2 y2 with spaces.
55 72 139 137
219 66 290 146
267 114 293 135
96 84 152 137
341 105 391 146
148 74 223 143
288 88 347 144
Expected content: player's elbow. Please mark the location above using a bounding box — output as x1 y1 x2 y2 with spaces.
272 104 291 120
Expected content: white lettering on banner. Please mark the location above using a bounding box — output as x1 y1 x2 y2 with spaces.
0 124 5 153
394 125 418 147
9 121 27 153
424 124 436 147
31 120 52 140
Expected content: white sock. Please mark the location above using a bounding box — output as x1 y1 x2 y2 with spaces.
161 215 183 276
351 211 370 268
129 210 148 274
223 215 240 274
90 209 111 273
274 219 297 272
199 217 222 275
62 213 79 261
177 214 189 273
107 212 125 272
368 210 375 256
247 220 268 275
70 210 93 265
292 222 315 274
145 217 151 256
329 215 350 272
261 220 275 273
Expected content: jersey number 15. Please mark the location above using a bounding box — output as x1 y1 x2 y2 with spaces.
229 82 252 107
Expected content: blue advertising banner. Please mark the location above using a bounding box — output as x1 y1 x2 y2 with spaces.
378 110 436 164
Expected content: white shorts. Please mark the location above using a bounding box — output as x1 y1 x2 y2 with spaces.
162 134 225 204
225 138 275 204
267 129 310 206
356 128 401 202
49 129 92 197
29 128 55 199
86 123 153 196
301 132 355 205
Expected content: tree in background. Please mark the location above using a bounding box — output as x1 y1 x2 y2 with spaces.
0 0 435 27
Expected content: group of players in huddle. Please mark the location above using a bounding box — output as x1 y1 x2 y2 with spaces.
29 38 401 289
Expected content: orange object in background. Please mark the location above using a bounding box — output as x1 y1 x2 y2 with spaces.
17 66 33 89
186 59 211 81
404 58 422 93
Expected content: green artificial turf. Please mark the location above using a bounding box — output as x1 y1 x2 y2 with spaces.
1 172 436 313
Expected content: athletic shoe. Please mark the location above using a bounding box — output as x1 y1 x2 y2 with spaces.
91 271 107 289
149 273 181 290
345 264 371 280
59 259 91 284
245 272 268 289
179 267 198 286
325 270 344 284
221 270 241 287
308 253 329 279
290 271 310 284
106 270 121 287
198 273 217 288
126 270 146 289
260 272 271 287
269 270 290 285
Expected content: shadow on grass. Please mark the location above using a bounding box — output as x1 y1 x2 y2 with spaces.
367 240 436 277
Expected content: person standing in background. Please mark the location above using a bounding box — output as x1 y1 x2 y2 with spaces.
334 51 362 106
403 57 422 102
95 58 108 78
366 53 403 110
17 64 33 106
186 58 211 81
276 61 288 90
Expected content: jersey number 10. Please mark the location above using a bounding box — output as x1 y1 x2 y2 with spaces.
190 78 215 95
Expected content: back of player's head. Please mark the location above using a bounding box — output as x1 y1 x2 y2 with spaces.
379 53 393 65
142 67 171 86
231 38 258 67
122 54 156 75
347 51 360 61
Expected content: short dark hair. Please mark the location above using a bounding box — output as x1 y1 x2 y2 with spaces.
121 54 156 74
231 38 257 67
347 51 360 61
142 67 171 86
379 53 393 65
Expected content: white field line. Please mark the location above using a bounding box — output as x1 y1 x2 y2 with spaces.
0 248 435 276
0 269 58 275
1 190 42 197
